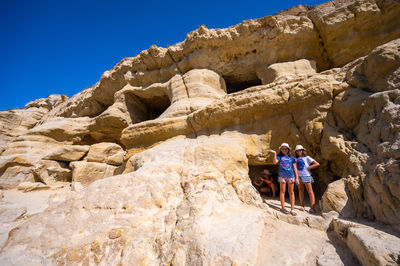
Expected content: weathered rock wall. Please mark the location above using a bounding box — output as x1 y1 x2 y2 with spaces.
39 0 400 121
0 0 399 264
0 136 266 265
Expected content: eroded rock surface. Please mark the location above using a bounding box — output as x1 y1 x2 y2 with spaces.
0 0 399 264
0 136 265 265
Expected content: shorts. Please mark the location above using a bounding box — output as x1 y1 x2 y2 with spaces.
265 180 276 188
261 180 275 188
299 176 314 183
278 177 295 183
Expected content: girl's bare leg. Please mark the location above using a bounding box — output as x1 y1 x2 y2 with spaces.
260 187 272 196
298 182 305 207
305 183 315 209
280 182 286 210
271 184 277 197
288 183 295 211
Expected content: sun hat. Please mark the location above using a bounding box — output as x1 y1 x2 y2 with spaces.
262 169 271 175
279 143 290 149
295 145 306 151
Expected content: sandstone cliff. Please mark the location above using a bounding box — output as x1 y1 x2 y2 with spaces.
0 0 400 265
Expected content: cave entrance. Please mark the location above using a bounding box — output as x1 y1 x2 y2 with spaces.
249 164 279 197
249 164 278 183
124 92 171 123
224 77 262 94
139 95 171 120
249 162 327 202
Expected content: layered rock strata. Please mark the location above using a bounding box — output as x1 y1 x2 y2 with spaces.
0 0 399 264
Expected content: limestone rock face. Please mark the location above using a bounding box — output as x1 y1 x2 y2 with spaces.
25 94 68 110
86 142 125 165
0 0 400 264
70 161 118 186
27 117 93 143
347 38 400 92
33 0 400 122
320 179 355 218
257 59 317 85
0 165 35 188
161 68 227 118
0 108 48 151
33 160 72 184
0 136 265 265
333 219 400 266
360 89 400 231
17 181 50 192
308 0 400 67
43 145 90 161
0 94 68 153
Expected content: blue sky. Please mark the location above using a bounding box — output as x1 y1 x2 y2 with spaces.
0 0 326 111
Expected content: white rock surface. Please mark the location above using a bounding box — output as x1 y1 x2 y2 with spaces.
17 181 50 192
0 136 265 264
333 218 400 266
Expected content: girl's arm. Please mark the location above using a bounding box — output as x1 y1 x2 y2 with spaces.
269 149 278 164
293 162 299 185
254 179 262 186
307 160 320 170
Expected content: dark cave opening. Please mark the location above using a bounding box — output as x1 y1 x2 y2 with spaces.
140 95 171 120
249 164 279 183
124 92 171 122
224 78 262 94
249 164 279 197
249 162 329 203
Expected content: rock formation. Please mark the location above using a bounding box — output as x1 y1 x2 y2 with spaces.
0 0 400 265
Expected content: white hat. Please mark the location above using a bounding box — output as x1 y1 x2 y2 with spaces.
295 145 306 151
279 143 290 149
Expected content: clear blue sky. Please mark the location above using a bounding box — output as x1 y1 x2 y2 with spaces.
0 0 326 111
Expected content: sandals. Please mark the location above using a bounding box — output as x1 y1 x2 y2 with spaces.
309 208 317 214
281 209 297 216
299 206 305 211
280 209 290 215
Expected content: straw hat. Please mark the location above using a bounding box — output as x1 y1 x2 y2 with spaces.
262 169 271 175
279 143 290 149
295 145 306 151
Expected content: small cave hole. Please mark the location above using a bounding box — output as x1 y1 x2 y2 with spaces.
140 95 171 120
125 93 171 122
224 77 262 94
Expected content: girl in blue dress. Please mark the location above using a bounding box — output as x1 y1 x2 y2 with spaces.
270 143 299 216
